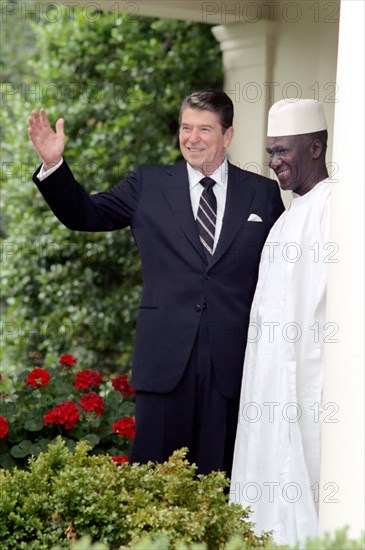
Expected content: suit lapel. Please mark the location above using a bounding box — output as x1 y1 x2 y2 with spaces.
160 162 205 260
209 163 256 269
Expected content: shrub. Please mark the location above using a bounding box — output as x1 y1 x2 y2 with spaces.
51 529 365 549
0 438 270 549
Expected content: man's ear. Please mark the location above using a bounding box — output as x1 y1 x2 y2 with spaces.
311 138 323 159
224 126 234 148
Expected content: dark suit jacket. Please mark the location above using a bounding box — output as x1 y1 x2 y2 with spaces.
34 159 284 400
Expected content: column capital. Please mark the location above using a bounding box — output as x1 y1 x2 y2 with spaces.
212 20 276 70
212 19 276 44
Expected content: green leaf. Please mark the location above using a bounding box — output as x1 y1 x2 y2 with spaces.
24 414 44 432
10 440 33 458
29 440 49 457
82 434 100 448
0 452 16 469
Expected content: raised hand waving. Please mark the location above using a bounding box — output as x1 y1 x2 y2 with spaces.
28 108 65 170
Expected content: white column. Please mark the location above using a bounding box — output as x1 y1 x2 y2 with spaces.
212 21 275 177
319 0 364 538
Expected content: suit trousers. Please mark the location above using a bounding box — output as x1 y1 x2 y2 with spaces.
130 311 240 476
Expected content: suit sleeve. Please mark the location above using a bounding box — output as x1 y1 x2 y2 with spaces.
33 159 142 232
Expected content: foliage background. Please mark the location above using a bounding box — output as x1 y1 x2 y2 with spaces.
1 0 223 374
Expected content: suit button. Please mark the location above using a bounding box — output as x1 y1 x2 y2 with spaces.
195 305 202 312
204 274 210 280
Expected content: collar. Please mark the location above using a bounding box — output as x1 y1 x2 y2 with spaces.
187 157 229 191
292 177 332 201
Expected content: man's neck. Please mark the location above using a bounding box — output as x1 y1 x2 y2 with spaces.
295 166 329 196
198 158 226 177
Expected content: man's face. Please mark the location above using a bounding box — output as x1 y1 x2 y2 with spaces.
266 135 314 195
179 108 233 175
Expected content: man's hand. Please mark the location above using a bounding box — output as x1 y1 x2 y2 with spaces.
28 108 65 170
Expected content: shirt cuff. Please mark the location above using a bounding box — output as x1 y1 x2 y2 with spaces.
37 158 64 181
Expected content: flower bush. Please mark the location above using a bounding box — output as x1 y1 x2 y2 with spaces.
0 353 135 469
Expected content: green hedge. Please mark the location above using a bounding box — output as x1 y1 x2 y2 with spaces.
0 438 269 549
1 438 364 549
60 529 365 550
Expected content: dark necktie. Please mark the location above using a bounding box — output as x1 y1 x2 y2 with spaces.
196 177 217 256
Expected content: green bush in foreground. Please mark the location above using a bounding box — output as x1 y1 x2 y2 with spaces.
50 528 365 550
53 529 365 550
0 438 269 549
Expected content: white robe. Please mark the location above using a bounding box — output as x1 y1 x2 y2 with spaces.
230 179 332 546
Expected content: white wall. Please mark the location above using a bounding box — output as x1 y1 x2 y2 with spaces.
319 0 364 537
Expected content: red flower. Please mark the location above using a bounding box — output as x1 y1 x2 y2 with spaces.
79 392 104 416
26 368 51 388
113 417 136 439
111 374 136 398
0 416 8 439
75 370 102 389
44 401 80 430
59 354 78 368
0 373 2 381
111 455 129 464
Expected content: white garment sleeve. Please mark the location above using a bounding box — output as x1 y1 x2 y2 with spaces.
37 158 64 181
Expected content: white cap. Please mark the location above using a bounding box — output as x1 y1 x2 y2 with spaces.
267 99 327 137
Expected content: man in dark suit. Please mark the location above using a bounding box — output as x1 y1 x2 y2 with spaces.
28 91 284 475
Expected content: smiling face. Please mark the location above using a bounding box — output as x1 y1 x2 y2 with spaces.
179 108 234 176
266 134 321 195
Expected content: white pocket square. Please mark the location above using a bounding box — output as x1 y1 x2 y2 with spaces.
247 213 263 222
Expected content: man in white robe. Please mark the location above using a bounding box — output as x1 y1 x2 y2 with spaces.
230 99 332 546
